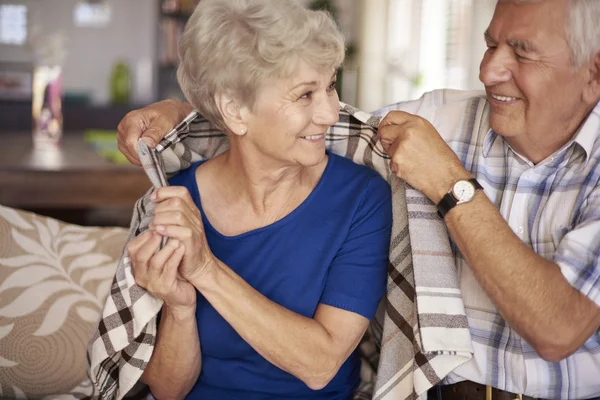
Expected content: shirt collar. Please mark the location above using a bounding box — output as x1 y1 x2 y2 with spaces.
482 100 600 166
571 100 600 167
482 129 499 159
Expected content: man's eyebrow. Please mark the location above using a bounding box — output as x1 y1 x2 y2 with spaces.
484 29 496 44
484 29 537 53
507 39 536 53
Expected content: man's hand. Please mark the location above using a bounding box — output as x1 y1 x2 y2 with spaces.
117 100 193 165
378 110 472 203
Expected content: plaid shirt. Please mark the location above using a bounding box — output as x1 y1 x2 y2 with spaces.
375 89 600 399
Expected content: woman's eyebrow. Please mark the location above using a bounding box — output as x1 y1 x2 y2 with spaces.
289 71 337 91
290 81 317 91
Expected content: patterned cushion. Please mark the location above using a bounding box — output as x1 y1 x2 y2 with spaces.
0 205 128 399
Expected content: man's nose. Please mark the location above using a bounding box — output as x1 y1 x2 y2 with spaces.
479 47 513 87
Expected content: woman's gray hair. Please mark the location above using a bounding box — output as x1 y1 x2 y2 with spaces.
177 0 345 132
565 0 600 67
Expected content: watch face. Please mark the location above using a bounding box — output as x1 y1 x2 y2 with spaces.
452 180 476 202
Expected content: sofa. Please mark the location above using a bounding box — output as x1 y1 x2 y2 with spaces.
0 204 380 399
0 204 132 399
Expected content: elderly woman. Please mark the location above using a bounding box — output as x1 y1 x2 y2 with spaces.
127 0 392 399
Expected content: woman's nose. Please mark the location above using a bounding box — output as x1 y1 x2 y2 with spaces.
314 96 340 126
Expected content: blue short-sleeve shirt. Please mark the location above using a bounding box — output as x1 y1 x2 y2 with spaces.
167 153 392 399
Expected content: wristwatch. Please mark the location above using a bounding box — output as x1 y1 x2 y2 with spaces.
437 178 483 218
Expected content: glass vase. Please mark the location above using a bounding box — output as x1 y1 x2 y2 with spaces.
32 65 63 149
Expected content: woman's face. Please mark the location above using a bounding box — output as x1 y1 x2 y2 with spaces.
240 61 340 169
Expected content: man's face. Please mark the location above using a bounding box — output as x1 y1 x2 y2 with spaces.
479 0 592 163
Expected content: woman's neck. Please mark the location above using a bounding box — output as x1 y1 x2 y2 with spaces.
214 144 327 216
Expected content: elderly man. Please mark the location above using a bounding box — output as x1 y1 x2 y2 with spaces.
376 0 600 399
117 0 600 398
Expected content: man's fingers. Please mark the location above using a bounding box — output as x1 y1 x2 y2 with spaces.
380 136 392 153
141 122 172 149
140 110 184 149
378 110 421 142
117 111 146 165
378 123 408 152
379 110 415 128
388 139 405 177
116 105 179 165
117 139 141 166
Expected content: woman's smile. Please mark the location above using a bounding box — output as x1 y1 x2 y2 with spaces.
300 133 325 142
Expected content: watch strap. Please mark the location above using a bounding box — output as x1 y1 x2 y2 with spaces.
437 178 482 218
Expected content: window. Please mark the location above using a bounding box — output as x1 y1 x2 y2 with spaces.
0 5 27 45
73 2 112 28
385 0 482 103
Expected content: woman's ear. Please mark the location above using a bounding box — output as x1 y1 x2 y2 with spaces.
215 92 248 136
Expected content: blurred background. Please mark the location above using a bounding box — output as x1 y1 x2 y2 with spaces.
0 0 497 226
0 0 497 115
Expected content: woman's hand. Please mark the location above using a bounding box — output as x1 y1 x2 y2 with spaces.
150 186 217 285
127 230 197 312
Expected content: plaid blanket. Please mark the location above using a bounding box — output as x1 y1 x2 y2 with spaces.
88 103 473 399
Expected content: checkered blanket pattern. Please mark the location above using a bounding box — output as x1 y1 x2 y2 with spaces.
88 103 473 399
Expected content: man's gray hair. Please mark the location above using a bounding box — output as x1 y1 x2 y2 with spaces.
177 0 345 132
504 0 600 66
565 0 600 67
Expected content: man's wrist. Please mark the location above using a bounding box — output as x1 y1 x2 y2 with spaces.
179 101 194 119
178 102 195 120
429 169 473 204
159 99 194 121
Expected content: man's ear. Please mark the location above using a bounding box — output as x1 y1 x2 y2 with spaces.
215 92 248 136
583 52 600 104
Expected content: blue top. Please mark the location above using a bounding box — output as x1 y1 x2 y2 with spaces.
167 153 392 400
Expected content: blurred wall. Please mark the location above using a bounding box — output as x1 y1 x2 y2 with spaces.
467 0 496 90
356 0 388 112
0 0 158 105
0 0 497 109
